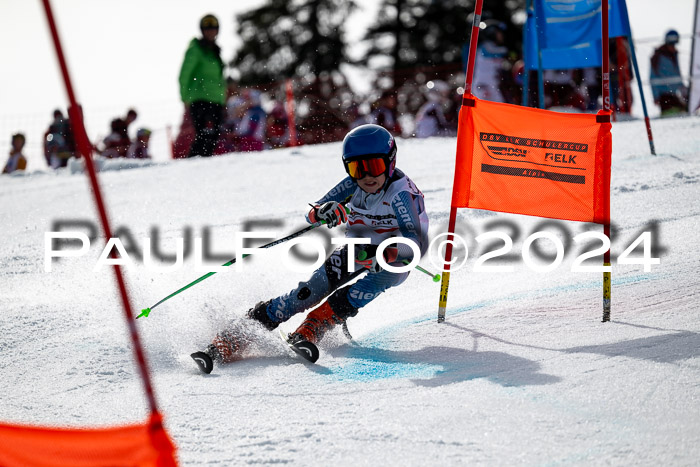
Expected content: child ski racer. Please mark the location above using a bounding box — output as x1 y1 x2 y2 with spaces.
192 124 429 373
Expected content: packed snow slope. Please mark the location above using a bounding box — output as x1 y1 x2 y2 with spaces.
1 116 700 465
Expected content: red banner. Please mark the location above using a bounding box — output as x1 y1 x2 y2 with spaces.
0 414 176 467
452 97 611 224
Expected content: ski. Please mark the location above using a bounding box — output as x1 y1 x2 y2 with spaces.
190 351 214 374
190 330 319 374
278 329 319 363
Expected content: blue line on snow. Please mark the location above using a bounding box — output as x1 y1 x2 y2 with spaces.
324 272 659 382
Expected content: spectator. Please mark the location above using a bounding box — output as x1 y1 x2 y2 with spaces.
225 95 247 130
236 90 267 152
471 22 509 103
43 109 75 169
297 74 349 144
127 128 152 159
415 81 451 138
172 110 195 159
101 118 130 158
582 67 602 111
219 95 247 153
443 82 463 128
509 60 526 106
3 133 27 174
650 29 688 116
125 108 138 135
610 39 633 115
266 101 290 149
543 69 586 111
178 14 226 157
346 102 368 130
369 90 402 136
215 79 243 154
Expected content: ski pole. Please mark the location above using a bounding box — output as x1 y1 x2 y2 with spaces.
341 261 439 342
405 260 441 282
137 221 325 319
138 203 352 319
356 249 441 282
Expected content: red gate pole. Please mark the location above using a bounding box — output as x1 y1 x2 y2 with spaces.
437 0 484 323
463 2 484 99
41 0 162 417
601 0 612 322
285 79 298 147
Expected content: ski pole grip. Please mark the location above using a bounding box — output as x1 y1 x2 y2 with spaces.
310 202 351 226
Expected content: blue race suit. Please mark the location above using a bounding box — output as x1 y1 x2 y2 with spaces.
263 169 429 324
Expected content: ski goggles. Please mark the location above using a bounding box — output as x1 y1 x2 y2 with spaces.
200 16 219 30
344 157 387 179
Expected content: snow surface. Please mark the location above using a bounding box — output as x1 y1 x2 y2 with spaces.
1 116 700 465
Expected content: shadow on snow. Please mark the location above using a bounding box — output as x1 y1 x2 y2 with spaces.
326 344 561 387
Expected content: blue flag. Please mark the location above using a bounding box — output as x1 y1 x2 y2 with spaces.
525 0 632 70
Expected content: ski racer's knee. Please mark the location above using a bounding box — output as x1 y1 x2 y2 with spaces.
297 286 312 301
327 287 359 320
246 300 279 330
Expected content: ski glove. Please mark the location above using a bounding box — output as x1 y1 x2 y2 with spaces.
309 201 348 229
355 244 399 274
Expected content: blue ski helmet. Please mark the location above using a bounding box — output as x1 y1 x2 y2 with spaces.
665 29 680 45
342 124 397 179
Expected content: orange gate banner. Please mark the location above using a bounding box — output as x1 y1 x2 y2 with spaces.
0 413 177 467
452 97 611 224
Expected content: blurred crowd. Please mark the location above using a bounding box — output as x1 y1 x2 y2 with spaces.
96 109 152 160
3 16 690 174
171 74 466 159
2 107 153 175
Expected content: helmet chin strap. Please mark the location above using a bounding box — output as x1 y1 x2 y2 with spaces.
384 160 396 186
381 173 392 190
372 170 392 194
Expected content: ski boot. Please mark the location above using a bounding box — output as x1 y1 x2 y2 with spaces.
191 301 276 373
290 301 346 344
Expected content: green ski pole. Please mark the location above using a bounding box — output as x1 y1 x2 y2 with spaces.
356 250 441 282
137 221 324 319
138 202 353 319
341 257 439 342
405 260 441 282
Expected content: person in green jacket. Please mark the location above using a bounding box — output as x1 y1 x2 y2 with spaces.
178 14 226 158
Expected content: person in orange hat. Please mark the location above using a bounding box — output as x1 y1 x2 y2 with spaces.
3 133 28 174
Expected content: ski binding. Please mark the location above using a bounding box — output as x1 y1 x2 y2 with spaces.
278 329 319 363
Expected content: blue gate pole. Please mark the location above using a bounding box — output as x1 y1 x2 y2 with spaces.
522 0 532 106
619 0 656 154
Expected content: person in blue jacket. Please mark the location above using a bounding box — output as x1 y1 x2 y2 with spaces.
193 124 429 372
650 30 688 116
